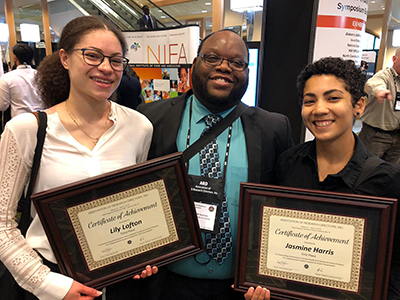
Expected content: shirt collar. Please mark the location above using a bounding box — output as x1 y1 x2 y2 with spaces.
16 64 32 70
109 100 117 122
301 134 368 188
190 94 236 124
391 67 399 78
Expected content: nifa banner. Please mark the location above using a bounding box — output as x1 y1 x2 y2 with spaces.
122 26 200 102
123 25 200 65
313 0 368 64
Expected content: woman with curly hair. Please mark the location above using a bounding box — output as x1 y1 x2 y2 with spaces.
0 16 156 299
276 57 400 299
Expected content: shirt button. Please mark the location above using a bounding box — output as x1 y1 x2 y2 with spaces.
208 269 213 273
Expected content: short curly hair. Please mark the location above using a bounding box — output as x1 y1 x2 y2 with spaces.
35 16 127 108
296 57 366 106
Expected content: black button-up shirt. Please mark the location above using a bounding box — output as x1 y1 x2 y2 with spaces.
276 135 400 299
277 135 400 198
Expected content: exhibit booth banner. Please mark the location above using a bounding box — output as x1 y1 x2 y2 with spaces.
305 0 368 141
361 50 378 80
313 0 368 63
124 26 199 64
123 26 199 101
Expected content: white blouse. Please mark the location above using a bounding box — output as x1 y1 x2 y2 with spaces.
0 101 153 300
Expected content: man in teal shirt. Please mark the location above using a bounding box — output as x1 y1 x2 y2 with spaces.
137 29 293 300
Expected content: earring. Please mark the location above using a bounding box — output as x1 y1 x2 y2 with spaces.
355 112 360 117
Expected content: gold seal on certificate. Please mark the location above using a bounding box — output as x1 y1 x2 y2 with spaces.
67 180 178 271
259 207 364 292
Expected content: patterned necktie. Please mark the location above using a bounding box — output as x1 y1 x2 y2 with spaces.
199 114 232 264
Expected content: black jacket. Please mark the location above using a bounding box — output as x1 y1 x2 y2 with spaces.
137 90 294 184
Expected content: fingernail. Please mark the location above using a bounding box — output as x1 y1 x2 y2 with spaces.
97 291 103 296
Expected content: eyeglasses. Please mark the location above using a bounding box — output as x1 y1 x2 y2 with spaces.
199 53 248 71
73 48 129 71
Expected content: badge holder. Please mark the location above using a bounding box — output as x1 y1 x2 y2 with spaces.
394 92 400 111
389 69 400 111
189 175 225 234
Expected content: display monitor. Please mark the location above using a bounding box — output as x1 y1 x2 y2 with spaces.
241 41 260 107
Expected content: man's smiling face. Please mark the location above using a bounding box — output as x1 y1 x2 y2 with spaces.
191 30 249 113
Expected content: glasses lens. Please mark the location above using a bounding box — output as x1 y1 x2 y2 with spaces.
83 49 103 65
230 60 246 71
202 54 247 71
110 57 126 71
203 54 222 65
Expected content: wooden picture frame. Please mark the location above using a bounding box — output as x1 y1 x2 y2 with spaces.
32 152 204 288
234 183 397 300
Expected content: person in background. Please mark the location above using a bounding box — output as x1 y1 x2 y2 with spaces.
276 57 400 299
2 61 9 73
0 16 156 300
138 5 158 30
111 67 143 110
2 61 9 74
0 43 44 119
177 67 190 94
137 29 292 300
359 48 400 164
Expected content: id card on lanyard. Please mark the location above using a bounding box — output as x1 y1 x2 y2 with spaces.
389 69 400 111
189 175 225 233
185 99 233 234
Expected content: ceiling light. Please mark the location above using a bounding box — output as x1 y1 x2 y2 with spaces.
205 2 211 5
20 23 40 42
230 0 263 12
202 10 207 13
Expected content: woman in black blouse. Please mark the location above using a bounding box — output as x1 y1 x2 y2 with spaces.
276 57 400 299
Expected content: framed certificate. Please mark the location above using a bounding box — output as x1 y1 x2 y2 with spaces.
32 152 204 288
234 183 397 300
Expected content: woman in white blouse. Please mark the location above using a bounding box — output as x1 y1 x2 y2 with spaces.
0 16 156 300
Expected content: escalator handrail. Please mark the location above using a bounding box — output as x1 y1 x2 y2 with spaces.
88 0 134 30
147 0 183 27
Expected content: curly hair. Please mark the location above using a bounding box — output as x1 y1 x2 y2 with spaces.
35 16 127 108
296 57 366 106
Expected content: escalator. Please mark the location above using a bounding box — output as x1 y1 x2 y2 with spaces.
66 0 169 31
